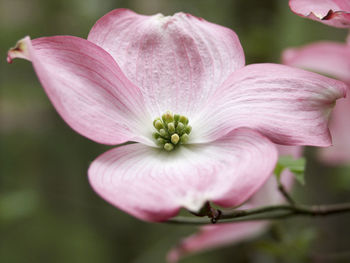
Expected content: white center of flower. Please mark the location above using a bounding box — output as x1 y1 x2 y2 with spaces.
152 111 192 152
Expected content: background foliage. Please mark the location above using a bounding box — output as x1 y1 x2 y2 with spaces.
1 0 349 262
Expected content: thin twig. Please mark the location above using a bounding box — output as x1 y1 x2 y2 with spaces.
165 203 350 225
278 181 296 205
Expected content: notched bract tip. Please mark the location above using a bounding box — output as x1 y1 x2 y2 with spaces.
7 36 31 64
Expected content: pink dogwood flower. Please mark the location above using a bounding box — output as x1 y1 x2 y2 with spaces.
7 9 346 221
167 145 300 263
283 40 350 164
289 0 350 28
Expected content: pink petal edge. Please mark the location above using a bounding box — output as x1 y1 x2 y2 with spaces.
195 63 347 146
282 41 350 83
282 41 350 165
319 88 350 164
167 145 301 262
88 128 278 222
289 0 350 28
167 222 268 263
7 36 153 145
88 8 245 118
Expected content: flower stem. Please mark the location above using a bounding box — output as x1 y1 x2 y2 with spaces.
277 181 296 205
166 203 350 225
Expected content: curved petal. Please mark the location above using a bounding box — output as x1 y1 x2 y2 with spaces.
194 63 347 146
167 145 301 262
282 42 350 164
88 9 245 117
282 41 350 83
319 95 350 164
167 222 267 263
289 0 350 28
7 36 152 145
88 128 277 222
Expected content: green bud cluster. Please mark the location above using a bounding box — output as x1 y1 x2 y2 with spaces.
152 111 192 152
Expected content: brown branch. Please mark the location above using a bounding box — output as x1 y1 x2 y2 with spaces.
166 203 350 225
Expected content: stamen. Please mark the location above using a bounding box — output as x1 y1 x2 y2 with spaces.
171 134 180 145
152 111 192 152
164 143 174 152
180 134 189 144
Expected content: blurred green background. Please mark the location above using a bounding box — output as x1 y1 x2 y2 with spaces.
1 0 350 262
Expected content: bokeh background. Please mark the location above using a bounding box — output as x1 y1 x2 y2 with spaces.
1 0 350 262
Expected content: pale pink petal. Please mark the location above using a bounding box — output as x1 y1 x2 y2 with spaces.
167 222 267 263
282 42 350 83
194 63 346 146
167 145 301 262
319 95 350 164
88 128 277 222
7 36 152 145
88 9 245 117
282 42 350 164
289 0 350 28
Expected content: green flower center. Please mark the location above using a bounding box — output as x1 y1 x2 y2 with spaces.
152 111 192 152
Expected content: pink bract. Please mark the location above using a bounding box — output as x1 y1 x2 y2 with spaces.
289 0 350 28
7 9 346 221
283 41 350 164
167 145 301 263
